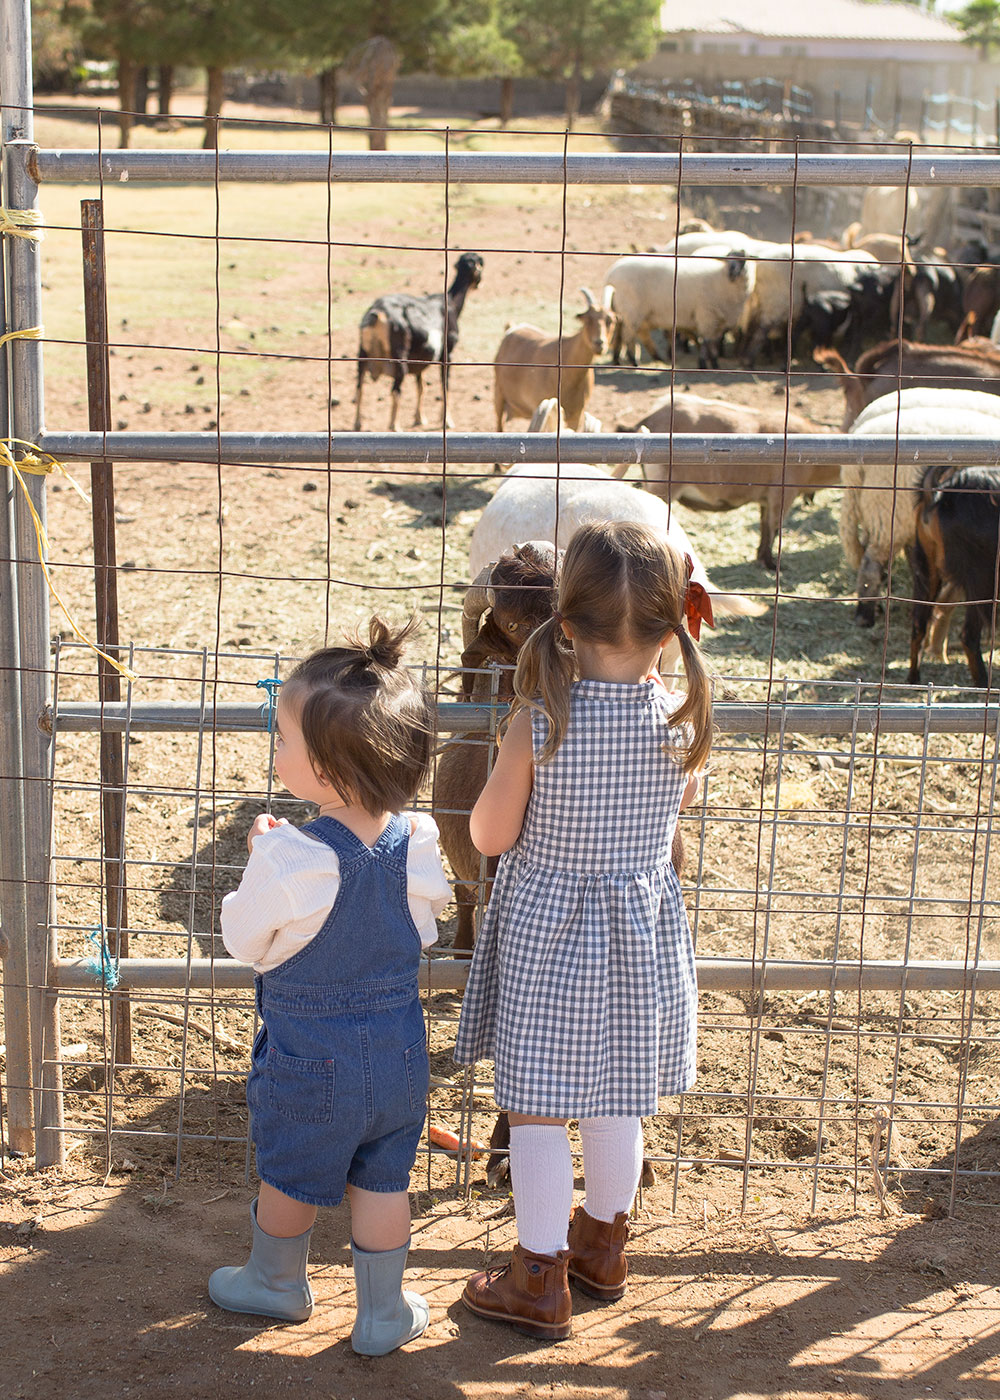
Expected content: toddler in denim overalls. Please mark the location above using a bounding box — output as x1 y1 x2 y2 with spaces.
208 617 450 1356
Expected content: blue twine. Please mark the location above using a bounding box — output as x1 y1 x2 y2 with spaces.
85 927 120 990
256 676 283 732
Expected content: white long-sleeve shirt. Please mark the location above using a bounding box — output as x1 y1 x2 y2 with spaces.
220 813 452 973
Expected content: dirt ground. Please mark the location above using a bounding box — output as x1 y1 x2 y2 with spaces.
2 96 999 1395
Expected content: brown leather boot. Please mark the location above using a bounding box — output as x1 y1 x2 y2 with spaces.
462 1244 572 1340
567 1206 629 1301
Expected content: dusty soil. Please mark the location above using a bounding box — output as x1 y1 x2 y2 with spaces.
2 97 999 1395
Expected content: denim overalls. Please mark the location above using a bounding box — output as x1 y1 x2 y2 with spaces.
247 813 429 1207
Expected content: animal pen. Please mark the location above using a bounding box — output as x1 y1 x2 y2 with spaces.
2 10 1000 1224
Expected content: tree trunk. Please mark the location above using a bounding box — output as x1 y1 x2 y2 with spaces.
157 65 174 117
117 52 135 148
565 63 582 131
366 82 393 150
134 65 151 118
500 76 514 128
318 67 339 125
203 66 226 149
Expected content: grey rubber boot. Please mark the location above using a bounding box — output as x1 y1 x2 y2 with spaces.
208 1198 314 1322
350 1239 429 1355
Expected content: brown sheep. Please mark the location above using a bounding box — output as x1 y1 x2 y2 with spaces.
615 392 838 570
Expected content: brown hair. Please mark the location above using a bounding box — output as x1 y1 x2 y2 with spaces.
284 615 432 817
512 521 713 773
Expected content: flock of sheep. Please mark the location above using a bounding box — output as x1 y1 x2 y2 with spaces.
350 194 1000 705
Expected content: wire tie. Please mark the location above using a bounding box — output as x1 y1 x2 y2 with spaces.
256 676 283 730
2 437 139 683
0 207 43 240
0 325 43 350
85 928 121 991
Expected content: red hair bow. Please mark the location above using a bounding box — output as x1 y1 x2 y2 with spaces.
683 553 713 641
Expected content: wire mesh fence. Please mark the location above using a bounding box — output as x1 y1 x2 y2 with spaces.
2 92 1000 1216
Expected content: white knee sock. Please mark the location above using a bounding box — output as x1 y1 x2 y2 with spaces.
579 1116 643 1223
509 1124 573 1255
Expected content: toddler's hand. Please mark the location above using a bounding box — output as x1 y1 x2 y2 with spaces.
247 813 287 852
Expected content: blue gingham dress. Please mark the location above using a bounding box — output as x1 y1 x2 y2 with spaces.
453 678 697 1117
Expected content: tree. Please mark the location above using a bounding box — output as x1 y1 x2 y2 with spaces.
954 0 1000 58
429 0 523 126
502 0 661 129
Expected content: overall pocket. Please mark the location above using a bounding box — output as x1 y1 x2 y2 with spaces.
266 1049 336 1124
403 1038 429 1114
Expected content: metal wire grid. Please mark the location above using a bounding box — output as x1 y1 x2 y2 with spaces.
33 643 1000 1212
1 62 1000 1204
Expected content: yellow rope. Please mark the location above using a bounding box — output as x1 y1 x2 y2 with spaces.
0 208 43 240
2 438 139 684
0 325 42 350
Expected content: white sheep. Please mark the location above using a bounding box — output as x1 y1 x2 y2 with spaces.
469 459 766 665
739 243 876 365
842 386 1000 629
603 248 756 368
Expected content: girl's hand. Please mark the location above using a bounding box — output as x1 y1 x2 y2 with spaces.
247 813 287 852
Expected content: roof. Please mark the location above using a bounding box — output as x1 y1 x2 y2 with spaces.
659 0 966 44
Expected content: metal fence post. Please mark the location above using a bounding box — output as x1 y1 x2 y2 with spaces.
2 0 63 1167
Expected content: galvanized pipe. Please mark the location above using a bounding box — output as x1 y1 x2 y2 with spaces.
35 429 1000 468
43 699 1000 737
31 149 1000 187
0 88 33 1152
50 955 1000 994
4 108 63 1162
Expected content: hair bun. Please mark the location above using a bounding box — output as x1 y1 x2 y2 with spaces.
352 614 421 671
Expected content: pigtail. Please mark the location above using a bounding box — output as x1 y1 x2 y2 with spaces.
668 626 714 774
510 614 576 762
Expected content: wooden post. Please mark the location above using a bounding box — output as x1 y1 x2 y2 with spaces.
81 199 131 1065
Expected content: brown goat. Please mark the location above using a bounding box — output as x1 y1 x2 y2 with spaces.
816 338 1000 428
493 288 616 431
434 542 559 952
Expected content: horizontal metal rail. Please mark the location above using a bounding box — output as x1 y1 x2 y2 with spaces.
51 955 1000 993
29 149 1000 187
34 430 1000 469
43 700 1000 735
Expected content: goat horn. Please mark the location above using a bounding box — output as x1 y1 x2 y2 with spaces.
462 562 496 650
580 286 597 308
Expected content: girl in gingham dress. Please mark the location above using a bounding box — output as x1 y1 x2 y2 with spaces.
454 520 713 1342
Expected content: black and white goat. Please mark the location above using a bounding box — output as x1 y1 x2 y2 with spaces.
353 251 484 431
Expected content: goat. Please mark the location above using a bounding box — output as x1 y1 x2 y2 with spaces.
816 338 1000 430
614 393 838 570
353 251 483 431
493 289 615 431
956 265 1000 343
909 464 1000 689
435 542 560 954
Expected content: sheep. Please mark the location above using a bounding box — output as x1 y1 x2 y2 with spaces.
469 459 767 655
603 248 756 369
843 387 1000 628
909 463 1000 689
353 251 484 431
613 392 838 570
492 289 616 432
815 338 1000 429
435 541 560 952
738 243 877 367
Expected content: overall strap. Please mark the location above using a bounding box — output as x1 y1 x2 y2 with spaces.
302 812 409 874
